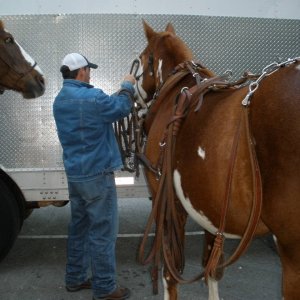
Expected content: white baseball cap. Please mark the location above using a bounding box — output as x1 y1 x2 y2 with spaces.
61 53 98 71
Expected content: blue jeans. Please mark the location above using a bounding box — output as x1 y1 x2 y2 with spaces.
65 172 118 297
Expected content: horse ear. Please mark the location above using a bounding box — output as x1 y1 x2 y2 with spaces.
165 23 176 34
143 19 156 41
0 20 4 30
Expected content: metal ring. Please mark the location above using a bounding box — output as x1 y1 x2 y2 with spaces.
181 86 189 93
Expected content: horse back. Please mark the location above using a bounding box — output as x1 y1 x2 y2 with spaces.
250 62 300 236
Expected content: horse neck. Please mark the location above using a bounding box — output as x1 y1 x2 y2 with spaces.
144 69 196 133
151 58 214 109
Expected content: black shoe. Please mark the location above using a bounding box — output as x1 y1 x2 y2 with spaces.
93 286 130 300
66 278 92 292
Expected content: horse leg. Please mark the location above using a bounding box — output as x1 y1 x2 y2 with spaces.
202 230 223 300
207 278 220 300
162 205 187 300
276 240 300 300
162 267 179 300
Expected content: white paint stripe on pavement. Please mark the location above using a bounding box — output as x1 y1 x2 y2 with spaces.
18 231 204 239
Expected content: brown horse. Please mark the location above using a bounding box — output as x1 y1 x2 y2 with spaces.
0 20 45 98
134 21 300 299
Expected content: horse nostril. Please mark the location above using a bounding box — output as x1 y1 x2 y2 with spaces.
37 75 45 87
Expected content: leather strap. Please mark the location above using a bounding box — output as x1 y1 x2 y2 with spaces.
220 107 263 267
138 62 263 291
204 106 263 281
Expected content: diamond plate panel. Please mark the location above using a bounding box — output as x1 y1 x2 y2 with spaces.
0 14 299 169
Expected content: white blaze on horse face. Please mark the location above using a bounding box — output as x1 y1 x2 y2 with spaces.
157 59 163 85
135 58 148 108
198 146 206 160
15 41 44 75
173 169 241 239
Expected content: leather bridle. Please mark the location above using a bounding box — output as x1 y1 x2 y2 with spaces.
129 53 154 107
0 47 38 94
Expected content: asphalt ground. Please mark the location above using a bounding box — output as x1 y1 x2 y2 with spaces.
0 198 282 300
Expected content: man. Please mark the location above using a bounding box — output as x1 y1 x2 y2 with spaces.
53 53 135 300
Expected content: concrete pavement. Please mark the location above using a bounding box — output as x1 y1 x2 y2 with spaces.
0 198 282 299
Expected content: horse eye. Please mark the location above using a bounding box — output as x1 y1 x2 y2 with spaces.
5 37 14 44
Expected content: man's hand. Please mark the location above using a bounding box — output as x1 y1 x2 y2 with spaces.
123 74 136 85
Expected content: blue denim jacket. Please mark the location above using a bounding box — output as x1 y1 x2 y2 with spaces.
53 79 134 182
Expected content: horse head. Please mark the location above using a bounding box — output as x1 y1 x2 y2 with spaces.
133 20 195 106
0 20 45 99
133 21 215 133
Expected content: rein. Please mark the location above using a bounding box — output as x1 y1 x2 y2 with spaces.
138 83 205 290
129 58 148 108
129 54 154 108
112 56 157 173
203 105 263 281
113 89 144 175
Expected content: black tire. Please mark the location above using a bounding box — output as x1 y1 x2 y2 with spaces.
0 179 21 262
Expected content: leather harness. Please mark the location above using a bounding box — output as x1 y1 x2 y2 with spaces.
137 62 263 292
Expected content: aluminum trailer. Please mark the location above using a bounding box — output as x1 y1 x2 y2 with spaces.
0 0 299 261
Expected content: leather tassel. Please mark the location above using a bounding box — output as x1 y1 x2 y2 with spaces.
204 233 225 283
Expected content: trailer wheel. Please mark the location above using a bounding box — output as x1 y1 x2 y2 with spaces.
0 179 21 262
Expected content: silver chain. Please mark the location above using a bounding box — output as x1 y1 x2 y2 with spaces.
242 57 300 106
